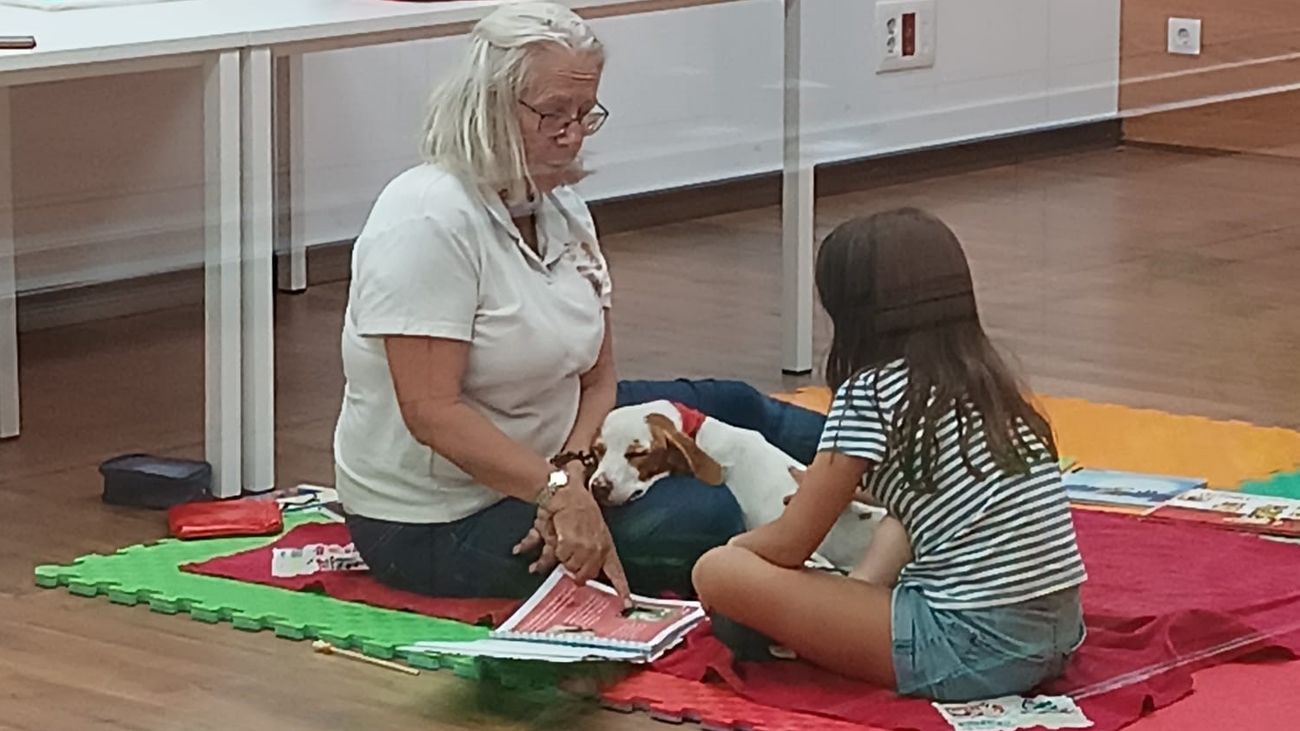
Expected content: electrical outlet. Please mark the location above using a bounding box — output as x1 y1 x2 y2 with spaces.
877 0 936 73
1168 17 1202 56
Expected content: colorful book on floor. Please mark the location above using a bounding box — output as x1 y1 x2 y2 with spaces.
400 567 704 664
934 695 1092 731
1146 488 1300 538
1063 469 1205 510
248 483 344 520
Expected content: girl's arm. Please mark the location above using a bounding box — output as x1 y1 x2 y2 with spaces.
730 450 872 568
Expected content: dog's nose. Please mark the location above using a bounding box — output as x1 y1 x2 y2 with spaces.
590 475 613 504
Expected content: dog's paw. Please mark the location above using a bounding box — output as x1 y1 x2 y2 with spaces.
769 645 798 660
804 554 850 575
804 553 834 570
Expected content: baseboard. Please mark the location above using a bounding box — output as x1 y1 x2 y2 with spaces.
1120 140 1240 158
1120 89 1300 161
17 266 203 332
16 119 1121 331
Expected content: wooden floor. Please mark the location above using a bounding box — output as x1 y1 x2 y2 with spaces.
2 144 1299 729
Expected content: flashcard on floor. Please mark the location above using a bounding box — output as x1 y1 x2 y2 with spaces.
934 695 1092 731
271 543 368 578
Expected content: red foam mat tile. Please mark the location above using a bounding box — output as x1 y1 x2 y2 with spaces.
1126 659 1299 731
605 661 1300 731
602 671 884 731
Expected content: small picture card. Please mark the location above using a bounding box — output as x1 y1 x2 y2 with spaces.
934 695 1092 731
271 543 368 578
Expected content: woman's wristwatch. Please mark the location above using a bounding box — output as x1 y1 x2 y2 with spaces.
535 469 569 508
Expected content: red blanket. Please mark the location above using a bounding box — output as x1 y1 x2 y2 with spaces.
182 522 520 626
184 512 1300 731
648 510 1300 731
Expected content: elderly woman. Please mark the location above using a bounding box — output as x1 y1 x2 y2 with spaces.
334 1 824 601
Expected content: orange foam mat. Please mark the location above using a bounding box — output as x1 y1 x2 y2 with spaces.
1035 396 1300 488
772 386 834 415
771 388 1300 488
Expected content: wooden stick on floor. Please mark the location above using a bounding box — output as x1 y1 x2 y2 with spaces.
311 640 421 676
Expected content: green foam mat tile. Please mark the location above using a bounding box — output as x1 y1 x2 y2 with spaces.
1240 470 1300 501
273 623 310 640
31 510 589 689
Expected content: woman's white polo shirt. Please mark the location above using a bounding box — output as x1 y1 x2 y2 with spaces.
334 163 612 523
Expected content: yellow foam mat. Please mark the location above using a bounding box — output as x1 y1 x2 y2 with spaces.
773 387 834 415
771 388 1300 488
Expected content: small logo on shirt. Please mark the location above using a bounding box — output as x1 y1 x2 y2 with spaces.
564 240 612 302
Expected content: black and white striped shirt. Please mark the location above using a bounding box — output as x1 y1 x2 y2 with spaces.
818 360 1087 610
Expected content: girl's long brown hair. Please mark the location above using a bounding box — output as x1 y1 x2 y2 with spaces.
815 208 1056 492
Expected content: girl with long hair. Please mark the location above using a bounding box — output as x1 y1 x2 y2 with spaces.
693 208 1087 702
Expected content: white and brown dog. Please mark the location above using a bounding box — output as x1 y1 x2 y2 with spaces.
588 399 883 572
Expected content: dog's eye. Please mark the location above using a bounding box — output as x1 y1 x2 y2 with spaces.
625 445 650 459
592 441 606 458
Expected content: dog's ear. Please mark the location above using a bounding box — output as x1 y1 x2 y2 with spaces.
646 413 724 486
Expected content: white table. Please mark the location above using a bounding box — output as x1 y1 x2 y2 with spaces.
0 0 813 497
0 0 254 477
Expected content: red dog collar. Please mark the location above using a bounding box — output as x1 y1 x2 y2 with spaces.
670 402 706 438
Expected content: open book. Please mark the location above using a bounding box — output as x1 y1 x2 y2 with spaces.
400 567 705 664
1063 469 1205 511
1146 488 1300 538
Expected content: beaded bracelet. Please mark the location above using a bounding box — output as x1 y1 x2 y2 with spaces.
550 450 597 472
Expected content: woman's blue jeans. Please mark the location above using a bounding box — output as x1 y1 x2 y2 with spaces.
345 379 827 599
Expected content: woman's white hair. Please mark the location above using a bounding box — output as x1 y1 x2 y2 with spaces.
419 1 604 205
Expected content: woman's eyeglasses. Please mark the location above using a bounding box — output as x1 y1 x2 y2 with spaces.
519 99 609 137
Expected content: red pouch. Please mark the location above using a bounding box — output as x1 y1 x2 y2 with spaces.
167 499 284 540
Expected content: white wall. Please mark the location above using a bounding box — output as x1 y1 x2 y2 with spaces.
10 0 1120 295
799 0 1120 159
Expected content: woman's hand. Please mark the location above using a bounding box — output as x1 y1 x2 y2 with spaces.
513 480 630 603
514 459 594 568
563 459 589 494
515 509 558 574
550 486 629 590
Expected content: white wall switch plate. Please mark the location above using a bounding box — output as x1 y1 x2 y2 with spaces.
1168 17 1202 56
876 0 937 73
